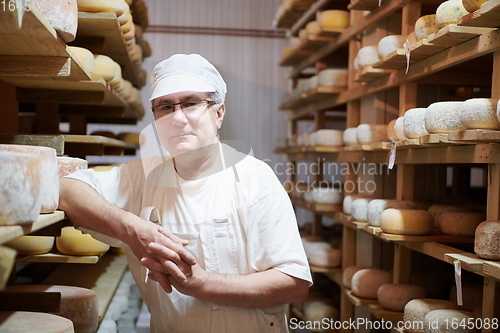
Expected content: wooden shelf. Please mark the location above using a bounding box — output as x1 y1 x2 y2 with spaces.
348 0 381 11
289 0 334 36
448 129 500 143
0 246 17 290
369 303 404 322
0 211 66 245
43 253 128 321
310 265 343 286
300 35 335 52
290 196 343 213
372 49 411 70
427 25 495 47
345 290 378 306
275 1 315 29
458 0 500 28
279 49 313 67
16 252 100 264
303 86 346 102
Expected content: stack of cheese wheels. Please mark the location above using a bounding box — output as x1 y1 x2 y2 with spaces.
0 311 75 332
428 204 472 227
351 198 372 221
377 35 406 58
380 209 434 235
460 98 500 129
424 309 479 333
317 10 350 29
57 157 88 178
462 0 489 12
315 129 343 146
117 2 130 25
404 299 459 333
343 127 358 146
435 0 469 29
309 187 343 204
394 117 408 140
56 226 110 256
378 284 427 312
31 0 78 42
404 108 429 139
317 69 348 88
474 221 500 260
0 145 59 214
5 235 54 255
414 15 439 41
305 20 322 37
367 199 419 227
0 151 42 225
356 46 379 69
343 194 359 214
4 285 98 333
425 101 465 134
351 269 392 299
387 119 397 141
308 248 342 268
450 284 483 311
76 0 126 16
67 46 94 74
303 298 339 322
438 211 485 237
342 266 368 289
356 124 388 144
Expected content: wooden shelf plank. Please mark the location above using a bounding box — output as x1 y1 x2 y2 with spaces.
443 253 484 273
348 0 381 11
300 35 334 52
0 211 65 245
43 253 128 321
310 265 343 286
0 246 17 290
290 196 343 213
345 289 378 306
419 133 462 145
354 66 393 82
409 38 452 59
316 27 345 38
16 252 100 264
302 86 346 102
369 303 404 322
279 49 313 67
448 129 500 143
380 232 474 243
428 25 496 46
372 49 409 69
275 1 315 29
458 0 500 28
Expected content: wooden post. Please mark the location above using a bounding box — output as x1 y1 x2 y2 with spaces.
35 103 59 134
68 114 88 135
0 80 18 134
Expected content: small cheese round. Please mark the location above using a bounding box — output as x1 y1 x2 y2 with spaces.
368 199 418 227
380 209 434 235
310 187 343 204
308 248 341 268
57 157 88 178
122 22 136 41
318 10 350 29
356 124 388 144
435 0 469 29
357 46 379 68
56 226 110 256
343 127 358 146
425 101 465 134
438 212 484 237
387 119 397 141
428 204 472 227
76 0 126 16
117 3 130 25
317 69 348 87
309 75 318 89
343 194 359 214
424 309 479 333
92 55 117 82
351 269 392 299
351 198 371 221
395 116 408 140
0 311 75 332
343 266 368 289
459 98 500 129
5 235 54 255
119 11 132 32
378 284 427 312
68 46 94 74
305 20 322 36
474 221 500 260
303 299 339 322
404 108 429 139
462 0 489 12
298 29 308 43
414 15 439 41
404 299 459 333
315 129 343 146
378 35 406 58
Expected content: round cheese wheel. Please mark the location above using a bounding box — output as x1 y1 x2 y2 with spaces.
310 187 343 204
351 269 392 299
67 46 94 74
289 37 302 50
108 62 123 87
356 124 388 144
315 129 343 146
425 101 465 134
57 157 88 178
56 226 110 256
343 195 359 214
76 0 126 16
308 248 341 268
301 236 331 259
378 35 406 58
436 0 469 29
378 284 427 312
342 266 368 289
424 309 479 333
459 98 500 129
119 10 132 32
32 0 78 43
122 22 136 41
303 299 339 322
0 145 58 214
317 69 348 87
438 212 484 237
0 311 75 332
305 20 321 36
343 127 358 146
367 199 419 227
380 209 434 235
404 108 429 139
4 285 98 333
404 299 459 333
351 198 371 221
298 29 308 43
308 75 318 89
357 46 379 68
318 10 349 29
462 0 489 12
5 235 54 255
395 116 408 140
414 15 439 41
387 119 397 141
130 44 143 64
474 221 500 260
428 204 472 228
119 80 133 100
0 151 42 225
92 55 117 82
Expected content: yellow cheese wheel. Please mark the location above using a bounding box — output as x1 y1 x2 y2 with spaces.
380 209 434 235
462 0 489 12
117 3 130 25
56 226 110 256
108 62 123 87
414 15 439 41
438 212 484 237
67 46 94 74
130 44 143 64
318 10 350 29
404 299 459 333
435 0 469 29
5 235 54 255
119 10 132 31
0 311 75 332
305 20 322 36
76 0 126 16
92 55 117 82
351 269 392 299
378 284 427 312
474 221 500 260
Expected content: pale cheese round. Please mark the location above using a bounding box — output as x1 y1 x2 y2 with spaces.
0 311 75 332
460 98 500 129
56 226 110 256
357 46 379 68
119 9 132 31
130 44 143 64
57 157 88 178
380 209 434 235
76 0 126 16
438 212 484 237
310 187 343 204
289 37 302 50
435 0 469 29
424 309 479 333
395 116 408 140
298 29 308 43
308 75 318 89
404 299 459 333
5 235 54 255
343 194 359 214
318 10 350 29
301 236 331 259
305 20 322 36
303 299 339 322
414 15 439 41
356 124 388 144
378 35 406 58
317 69 348 87
367 199 418 227
425 101 465 134
308 248 341 268
351 198 371 221
378 284 427 312
315 129 343 146
387 119 397 141
122 22 136 41
68 46 94 74
31 0 78 43
92 55 117 82
474 221 500 260
351 269 392 299
343 127 358 145
342 266 367 289
462 0 489 12
404 108 429 139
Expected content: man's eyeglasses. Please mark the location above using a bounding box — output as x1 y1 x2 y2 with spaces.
152 100 216 119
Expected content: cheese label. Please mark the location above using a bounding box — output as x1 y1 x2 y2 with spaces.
454 260 463 306
388 139 396 169
404 39 410 74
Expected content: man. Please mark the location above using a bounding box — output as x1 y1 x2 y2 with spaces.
59 54 312 332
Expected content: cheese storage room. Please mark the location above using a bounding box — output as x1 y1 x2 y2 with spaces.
1 0 500 332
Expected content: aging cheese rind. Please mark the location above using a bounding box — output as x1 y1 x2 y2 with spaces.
0 311 75 332
435 0 469 29
380 209 434 235
378 284 427 312
351 269 392 299
460 98 500 130
414 15 439 41
404 108 429 139
425 101 465 134
404 299 459 333
474 221 500 260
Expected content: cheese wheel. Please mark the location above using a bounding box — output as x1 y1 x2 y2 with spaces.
67 46 94 74
317 69 348 87
378 35 406 58
351 198 371 221
5 235 54 255
4 285 98 333
428 204 472 228
458 98 500 129
0 311 75 332
351 269 392 299
378 284 427 312
76 0 125 15
450 284 483 311
356 124 388 144
343 194 359 214
310 187 343 204
414 15 439 41
120 80 133 100
315 129 343 146
0 145 59 214
0 151 42 225
31 0 78 43
301 236 331 259
474 221 500 260
305 20 321 36
318 10 350 29
342 266 368 289
119 9 132 31
308 75 318 90
130 44 143 64
404 299 459 333
404 108 429 139
367 199 419 227
380 209 434 235
435 0 469 29
108 62 123 87
438 212 484 237
122 22 136 41
92 55 117 82
462 0 489 12
303 299 339 322
387 119 397 141
308 248 341 268
357 46 379 68
425 101 465 134
395 116 408 140
56 226 110 256
343 127 358 146
289 37 302 50
57 157 88 178
298 29 308 43
424 310 479 333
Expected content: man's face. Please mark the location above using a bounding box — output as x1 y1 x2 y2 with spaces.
152 91 224 156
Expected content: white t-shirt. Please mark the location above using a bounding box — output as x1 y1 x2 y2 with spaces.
67 143 312 333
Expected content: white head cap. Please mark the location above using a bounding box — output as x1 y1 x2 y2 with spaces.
149 54 227 101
